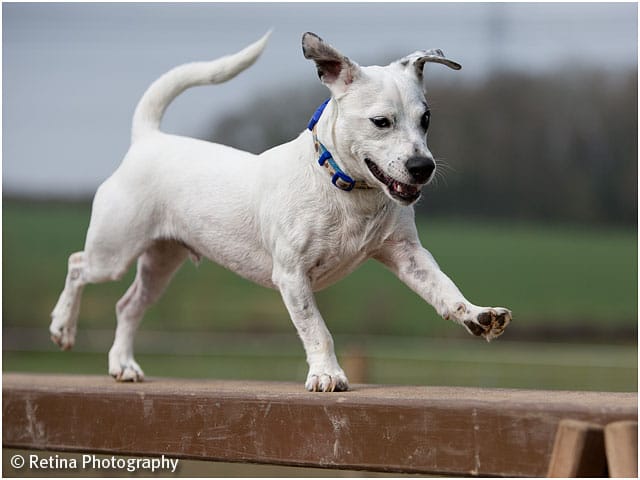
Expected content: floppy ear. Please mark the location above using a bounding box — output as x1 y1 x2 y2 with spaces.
302 32 361 96
395 49 462 80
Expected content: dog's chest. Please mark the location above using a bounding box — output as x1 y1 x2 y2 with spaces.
306 206 395 290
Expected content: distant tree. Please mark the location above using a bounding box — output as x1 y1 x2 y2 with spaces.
425 71 637 225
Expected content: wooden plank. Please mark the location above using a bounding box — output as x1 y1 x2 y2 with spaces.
2 373 637 477
546 419 607 477
605 420 638 478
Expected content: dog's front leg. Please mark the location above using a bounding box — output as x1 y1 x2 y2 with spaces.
375 236 511 341
272 265 348 392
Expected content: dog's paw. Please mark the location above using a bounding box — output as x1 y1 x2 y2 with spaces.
109 361 145 382
305 370 349 392
49 320 76 351
109 350 145 382
464 307 512 342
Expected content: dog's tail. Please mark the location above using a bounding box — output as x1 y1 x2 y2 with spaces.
131 31 271 143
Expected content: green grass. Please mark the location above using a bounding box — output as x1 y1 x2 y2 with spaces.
3 338 636 391
3 199 636 336
2 199 637 392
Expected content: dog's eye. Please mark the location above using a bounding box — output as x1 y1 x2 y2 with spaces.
370 117 392 129
421 110 431 131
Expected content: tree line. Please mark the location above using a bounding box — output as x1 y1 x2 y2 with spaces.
207 69 637 226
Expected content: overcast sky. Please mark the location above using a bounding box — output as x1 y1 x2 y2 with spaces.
3 2 637 197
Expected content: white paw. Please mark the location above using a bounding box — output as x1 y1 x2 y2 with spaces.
305 368 349 392
463 307 512 341
49 317 76 351
109 349 145 382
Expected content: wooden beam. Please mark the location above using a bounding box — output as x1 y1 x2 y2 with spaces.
605 420 638 478
3 373 637 477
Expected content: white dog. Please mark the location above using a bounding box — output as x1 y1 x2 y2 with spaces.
50 32 511 392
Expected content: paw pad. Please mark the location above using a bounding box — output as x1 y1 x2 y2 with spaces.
465 308 512 341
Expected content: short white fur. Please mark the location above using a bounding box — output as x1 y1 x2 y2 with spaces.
50 32 511 392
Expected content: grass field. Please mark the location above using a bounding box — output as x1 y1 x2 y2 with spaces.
3 335 636 391
3 199 637 391
3 199 637 333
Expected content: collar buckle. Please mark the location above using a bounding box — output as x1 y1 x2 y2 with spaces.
331 171 356 191
318 149 332 166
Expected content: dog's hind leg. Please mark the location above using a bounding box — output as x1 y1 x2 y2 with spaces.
49 245 137 350
49 251 90 350
50 181 156 350
108 240 189 382
49 242 142 350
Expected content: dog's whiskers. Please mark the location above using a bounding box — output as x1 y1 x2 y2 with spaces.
435 157 457 174
431 158 454 187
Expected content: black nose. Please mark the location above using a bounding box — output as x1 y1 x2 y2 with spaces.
406 156 435 183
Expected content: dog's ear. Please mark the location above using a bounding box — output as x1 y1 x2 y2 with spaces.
395 49 462 81
302 32 361 95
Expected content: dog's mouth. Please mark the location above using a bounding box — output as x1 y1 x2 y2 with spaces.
365 159 421 204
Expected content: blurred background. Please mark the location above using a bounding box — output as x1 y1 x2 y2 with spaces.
3 3 637 398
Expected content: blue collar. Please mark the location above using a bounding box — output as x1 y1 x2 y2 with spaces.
307 98 331 132
307 99 371 192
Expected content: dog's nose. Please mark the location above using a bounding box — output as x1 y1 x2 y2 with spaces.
406 155 435 183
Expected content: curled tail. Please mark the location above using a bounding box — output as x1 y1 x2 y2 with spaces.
131 31 271 143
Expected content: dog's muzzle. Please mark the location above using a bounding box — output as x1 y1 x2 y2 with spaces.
365 159 425 204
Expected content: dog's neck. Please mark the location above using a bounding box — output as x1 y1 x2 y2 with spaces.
307 99 373 192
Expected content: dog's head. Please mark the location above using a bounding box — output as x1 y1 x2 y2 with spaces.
302 32 461 206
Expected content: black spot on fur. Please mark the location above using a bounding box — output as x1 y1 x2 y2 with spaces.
414 269 428 282
406 256 428 282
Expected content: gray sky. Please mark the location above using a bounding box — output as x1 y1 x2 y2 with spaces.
3 2 637 197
